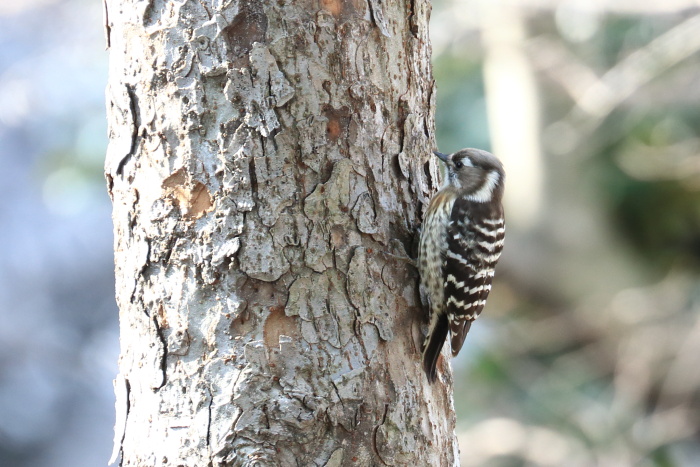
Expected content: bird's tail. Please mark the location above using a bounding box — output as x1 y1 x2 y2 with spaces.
422 313 449 383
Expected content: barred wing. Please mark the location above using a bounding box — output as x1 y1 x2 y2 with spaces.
444 199 504 356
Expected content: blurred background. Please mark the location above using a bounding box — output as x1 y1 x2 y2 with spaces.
0 1 115 466
433 1 700 466
1 0 699 466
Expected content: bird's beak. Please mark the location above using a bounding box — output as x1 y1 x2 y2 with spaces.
433 151 450 162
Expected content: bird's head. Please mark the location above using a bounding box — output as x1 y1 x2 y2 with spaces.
433 148 505 203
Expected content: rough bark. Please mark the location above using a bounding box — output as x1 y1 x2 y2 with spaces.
105 0 457 465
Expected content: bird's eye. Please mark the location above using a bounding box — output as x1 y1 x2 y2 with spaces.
454 159 463 169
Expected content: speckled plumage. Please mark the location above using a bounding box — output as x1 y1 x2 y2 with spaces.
418 148 505 383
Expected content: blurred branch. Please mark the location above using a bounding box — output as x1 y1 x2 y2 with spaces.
528 36 605 108
507 0 700 15
481 5 544 228
615 139 700 182
657 306 700 409
565 13 700 136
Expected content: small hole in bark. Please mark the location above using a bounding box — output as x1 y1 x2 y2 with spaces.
423 160 433 188
322 105 350 143
391 154 403 177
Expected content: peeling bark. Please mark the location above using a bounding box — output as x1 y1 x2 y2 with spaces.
105 0 458 465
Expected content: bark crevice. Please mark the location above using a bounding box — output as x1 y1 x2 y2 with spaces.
107 0 458 465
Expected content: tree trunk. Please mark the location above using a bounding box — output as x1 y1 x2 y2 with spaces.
105 0 457 465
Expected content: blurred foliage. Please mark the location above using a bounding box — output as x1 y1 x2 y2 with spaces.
433 54 490 153
0 2 116 467
596 109 700 271
432 2 700 466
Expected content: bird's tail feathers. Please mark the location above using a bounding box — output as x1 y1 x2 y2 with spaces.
422 313 449 383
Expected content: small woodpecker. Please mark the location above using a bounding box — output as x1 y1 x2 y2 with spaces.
418 148 505 383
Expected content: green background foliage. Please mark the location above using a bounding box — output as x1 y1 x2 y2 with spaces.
432 2 700 465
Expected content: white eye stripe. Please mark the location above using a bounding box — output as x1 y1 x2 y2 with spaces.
467 171 500 203
455 157 473 168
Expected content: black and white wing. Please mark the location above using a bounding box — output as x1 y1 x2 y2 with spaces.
443 199 505 356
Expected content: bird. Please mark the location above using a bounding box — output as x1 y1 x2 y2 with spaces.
418 148 505 383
